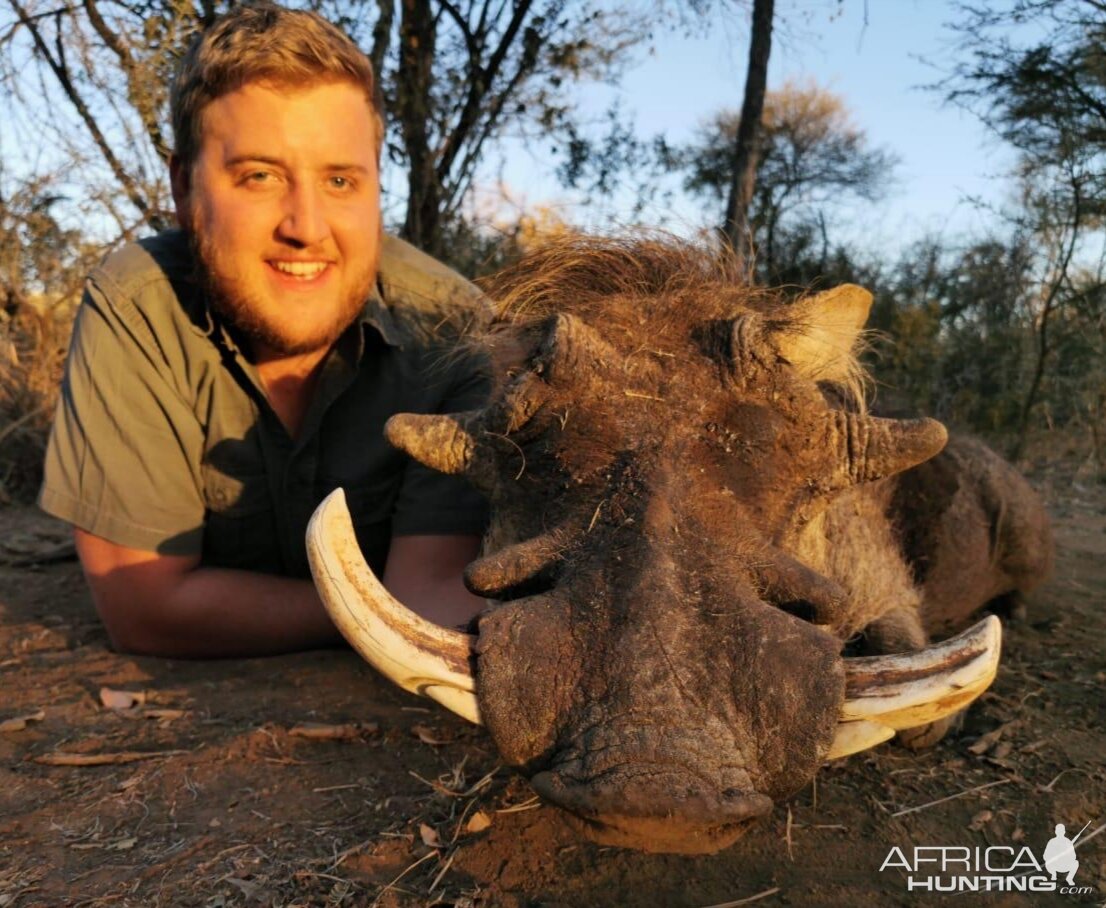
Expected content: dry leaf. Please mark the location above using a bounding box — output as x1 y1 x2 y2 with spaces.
0 710 44 733
969 809 993 831
118 774 144 791
967 724 1010 755
464 810 492 833
289 722 375 740
412 724 450 746
991 741 1013 760
100 688 146 710
107 836 137 851
420 823 443 848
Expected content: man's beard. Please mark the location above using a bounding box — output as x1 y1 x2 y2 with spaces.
187 227 375 358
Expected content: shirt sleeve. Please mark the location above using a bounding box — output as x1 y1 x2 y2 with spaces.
38 276 207 555
389 350 490 538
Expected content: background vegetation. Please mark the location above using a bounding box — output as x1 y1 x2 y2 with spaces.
0 0 1103 503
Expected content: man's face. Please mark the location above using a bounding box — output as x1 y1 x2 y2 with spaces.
173 79 381 359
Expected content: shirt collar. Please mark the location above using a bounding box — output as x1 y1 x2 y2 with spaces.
359 278 404 350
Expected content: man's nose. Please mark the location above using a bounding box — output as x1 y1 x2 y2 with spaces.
277 183 330 247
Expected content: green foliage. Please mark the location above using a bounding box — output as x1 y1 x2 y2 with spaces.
942 0 1106 456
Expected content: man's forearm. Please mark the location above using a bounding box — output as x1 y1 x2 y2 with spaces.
122 566 342 658
76 529 484 658
74 527 341 658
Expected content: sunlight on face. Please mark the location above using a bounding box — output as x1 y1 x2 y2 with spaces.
178 80 381 359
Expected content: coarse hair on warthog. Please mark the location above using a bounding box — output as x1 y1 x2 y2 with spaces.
169 0 384 170
307 232 1053 854
479 233 871 409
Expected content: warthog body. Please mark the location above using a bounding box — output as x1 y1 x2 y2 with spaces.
310 236 1052 854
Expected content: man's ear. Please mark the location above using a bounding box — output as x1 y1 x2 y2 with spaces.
169 154 192 229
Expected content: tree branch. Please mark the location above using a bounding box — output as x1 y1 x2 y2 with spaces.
82 0 170 158
435 0 533 183
7 0 156 223
436 0 478 61
370 0 394 85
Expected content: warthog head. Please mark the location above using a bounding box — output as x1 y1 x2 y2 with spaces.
307 237 1001 853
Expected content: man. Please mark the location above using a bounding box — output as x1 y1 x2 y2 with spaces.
39 2 488 657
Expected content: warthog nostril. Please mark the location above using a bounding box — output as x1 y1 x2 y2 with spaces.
530 770 774 827
718 789 774 822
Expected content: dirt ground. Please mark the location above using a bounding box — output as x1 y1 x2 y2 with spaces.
1 463 1104 908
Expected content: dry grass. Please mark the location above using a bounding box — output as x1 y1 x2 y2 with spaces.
0 303 72 503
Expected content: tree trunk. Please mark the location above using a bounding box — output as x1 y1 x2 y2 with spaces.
722 0 774 272
1013 183 1082 461
370 0 395 92
397 0 440 255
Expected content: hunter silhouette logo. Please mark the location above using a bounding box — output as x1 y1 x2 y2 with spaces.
1044 822 1088 886
880 819 1099 894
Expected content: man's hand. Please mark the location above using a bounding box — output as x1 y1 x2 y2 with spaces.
75 529 485 657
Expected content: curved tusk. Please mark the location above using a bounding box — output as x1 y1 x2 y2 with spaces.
825 720 896 760
826 615 1001 762
306 489 482 724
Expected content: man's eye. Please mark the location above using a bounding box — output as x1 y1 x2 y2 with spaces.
329 175 354 191
242 171 274 186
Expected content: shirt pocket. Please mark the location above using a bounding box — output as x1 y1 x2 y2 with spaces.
202 469 283 573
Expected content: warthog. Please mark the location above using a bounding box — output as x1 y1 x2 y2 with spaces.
307 236 1052 854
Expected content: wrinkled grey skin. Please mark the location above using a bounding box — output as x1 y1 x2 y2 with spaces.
388 238 1053 853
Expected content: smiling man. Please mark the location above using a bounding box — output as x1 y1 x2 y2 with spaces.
38 2 488 657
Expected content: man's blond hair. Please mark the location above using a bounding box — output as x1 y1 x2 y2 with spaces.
170 1 383 169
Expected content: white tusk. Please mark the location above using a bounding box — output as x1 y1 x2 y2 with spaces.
841 615 1001 730
825 720 896 760
306 489 482 724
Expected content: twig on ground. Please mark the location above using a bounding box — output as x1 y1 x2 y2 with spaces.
495 796 541 813
1039 767 1090 792
698 887 782 908
34 750 189 766
330 837 375 869
785 806 794 861
427 849 455 893
371 850 437 908
891 778 1013 817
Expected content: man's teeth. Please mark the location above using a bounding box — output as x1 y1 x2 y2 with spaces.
273 261 328 278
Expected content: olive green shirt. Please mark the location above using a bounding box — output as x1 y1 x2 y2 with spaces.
39 229 489 578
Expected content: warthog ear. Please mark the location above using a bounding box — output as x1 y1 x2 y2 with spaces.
772 284 873 383
535 312 618 385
